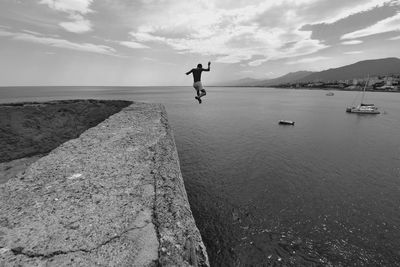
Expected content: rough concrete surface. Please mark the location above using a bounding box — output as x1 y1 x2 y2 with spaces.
0 99 132 163
0 155 44 184
0 102 209 266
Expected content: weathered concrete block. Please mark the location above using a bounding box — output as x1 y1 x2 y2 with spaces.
0 102 209 266
0 100 132 163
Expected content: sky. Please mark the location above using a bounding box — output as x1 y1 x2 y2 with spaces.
0 0 399 86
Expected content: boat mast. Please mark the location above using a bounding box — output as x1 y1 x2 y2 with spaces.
360 75 369 104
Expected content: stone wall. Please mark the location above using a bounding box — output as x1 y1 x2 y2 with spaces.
0 101 209 266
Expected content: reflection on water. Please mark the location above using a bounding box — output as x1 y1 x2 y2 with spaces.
1 86 400 266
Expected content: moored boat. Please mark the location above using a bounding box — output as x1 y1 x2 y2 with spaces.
346 76 380 114
279 120 295 125
346 104 380 114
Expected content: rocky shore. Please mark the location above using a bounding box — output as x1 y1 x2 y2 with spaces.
0 100 208 266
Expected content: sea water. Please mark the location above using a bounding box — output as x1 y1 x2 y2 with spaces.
1 86 400 266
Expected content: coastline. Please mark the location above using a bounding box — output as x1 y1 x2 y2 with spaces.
209 85 400 92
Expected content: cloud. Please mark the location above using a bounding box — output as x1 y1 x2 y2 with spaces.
119 41 149 49
98 0 399 66
341 40 363 45
124 1 328 65
286 56 331 65
248 58 268 66
341 13 400 39
59 14 92 33
240 70 254 73
0 28 116 55
216 54 253 64
0 29 13 37
22 29 42 35
39 0 94 33
388 35 400 40
25 0 399 65
141 56 176 65
143 57 156 61
296 0 397 25
301 2 400 44
39 0 93 14
344 51 364 54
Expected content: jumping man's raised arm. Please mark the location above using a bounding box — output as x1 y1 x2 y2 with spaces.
203 61 211 72
186 69 193 75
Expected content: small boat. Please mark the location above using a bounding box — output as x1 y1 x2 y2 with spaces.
279 120 295 125
326 92 334 96
346 76 380 114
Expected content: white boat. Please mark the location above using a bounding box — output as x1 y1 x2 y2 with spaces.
346 104 380 114
346 76 380 114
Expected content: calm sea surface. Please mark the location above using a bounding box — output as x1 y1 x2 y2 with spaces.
1 86 400 266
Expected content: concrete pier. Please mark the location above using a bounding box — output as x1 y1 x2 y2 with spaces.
0 101 209 266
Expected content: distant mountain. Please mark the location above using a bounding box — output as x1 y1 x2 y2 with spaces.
212 77 261 87
213 71 314 87
213 57 400 87
256 71 314 86
297 57 400 83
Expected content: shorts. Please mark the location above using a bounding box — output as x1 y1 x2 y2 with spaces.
193 81 206 93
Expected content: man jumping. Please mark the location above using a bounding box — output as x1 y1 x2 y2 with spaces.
186 61 211 104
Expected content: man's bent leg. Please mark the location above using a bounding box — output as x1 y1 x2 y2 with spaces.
199 89 206 98
194 89 201 103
